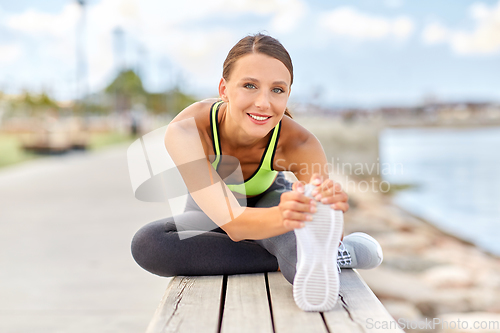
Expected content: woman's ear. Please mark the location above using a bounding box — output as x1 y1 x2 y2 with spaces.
218 78 229 102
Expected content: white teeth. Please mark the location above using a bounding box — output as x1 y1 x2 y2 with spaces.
248 114 270 121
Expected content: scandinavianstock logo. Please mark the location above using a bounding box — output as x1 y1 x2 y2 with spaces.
126 119 245 240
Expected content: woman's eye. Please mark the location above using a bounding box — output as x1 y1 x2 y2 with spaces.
244 83 256 89
272 88 284 94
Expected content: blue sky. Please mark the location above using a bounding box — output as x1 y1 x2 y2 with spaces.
1 0 500 108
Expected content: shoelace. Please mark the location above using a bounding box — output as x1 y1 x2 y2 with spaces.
337 241 352 271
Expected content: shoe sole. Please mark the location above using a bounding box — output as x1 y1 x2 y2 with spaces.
293 188 344 312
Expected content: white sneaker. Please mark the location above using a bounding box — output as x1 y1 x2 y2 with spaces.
293 184 343 312
337 232 383 270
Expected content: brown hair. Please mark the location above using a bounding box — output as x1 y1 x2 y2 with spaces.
222 33 293 118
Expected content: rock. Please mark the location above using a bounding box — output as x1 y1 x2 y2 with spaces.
344 214 391 235
437 312 500 333
418 288 500 316
338 177 500 323
475 267 500 289
360 267 500 317
381 300 423 322
421 243 495 272
376 232 433 254
421 265 474 288
466 288 500 312
383 255 442 273
418 290 474 316
358 267 434 304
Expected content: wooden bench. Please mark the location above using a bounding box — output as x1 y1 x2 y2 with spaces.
146 269 403 332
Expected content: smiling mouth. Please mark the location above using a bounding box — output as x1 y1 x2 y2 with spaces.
247 113 271 121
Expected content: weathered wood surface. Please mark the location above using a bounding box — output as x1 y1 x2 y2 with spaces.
220 273 273 333
267 272 328 333
324 269 403 333
145 275 224 333
147 270 403 333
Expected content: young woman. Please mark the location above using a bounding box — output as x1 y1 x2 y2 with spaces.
131 34 382 311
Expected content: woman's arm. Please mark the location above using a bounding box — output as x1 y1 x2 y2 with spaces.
277 125 349 229
165 108 346 241
165 106 298 241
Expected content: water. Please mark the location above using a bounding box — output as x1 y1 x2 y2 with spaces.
379 127 500 256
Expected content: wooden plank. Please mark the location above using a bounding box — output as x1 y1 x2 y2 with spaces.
221 273 273 333
323 269 404 333
323 300 364 333
267 272 328 333
146 275 223 333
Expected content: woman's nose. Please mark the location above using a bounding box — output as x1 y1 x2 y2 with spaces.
255 91 270 110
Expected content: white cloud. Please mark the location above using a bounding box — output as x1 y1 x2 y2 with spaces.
422 22 450 44
0 44 22 64
393 17 414 39
3 0 307 99
269 0 308 33
384 0 404 9
5 3 80 38
421 1 500 55
319 7 414 41
470 2 490 20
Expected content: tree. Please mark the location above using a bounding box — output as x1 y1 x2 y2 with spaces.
105 69 197 116
105 69 147 112
147 87 197 115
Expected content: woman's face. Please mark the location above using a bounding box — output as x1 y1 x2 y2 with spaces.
219 52 291 138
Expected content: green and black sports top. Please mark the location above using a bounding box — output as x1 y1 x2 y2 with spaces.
210 101 281 196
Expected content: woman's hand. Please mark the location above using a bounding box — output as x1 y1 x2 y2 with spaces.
278 174 349 230
278 181 317 230
309 174 349 213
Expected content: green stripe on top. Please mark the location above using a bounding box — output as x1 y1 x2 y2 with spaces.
263 121 280 170
209 101 281 196
210 101 223 170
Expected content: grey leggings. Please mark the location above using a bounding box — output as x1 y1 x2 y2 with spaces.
131 172 298 284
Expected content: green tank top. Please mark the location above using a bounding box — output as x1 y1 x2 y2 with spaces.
210 101 281 196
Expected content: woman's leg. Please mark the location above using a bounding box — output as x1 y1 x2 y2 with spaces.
131 212 279 277
253 178 298 284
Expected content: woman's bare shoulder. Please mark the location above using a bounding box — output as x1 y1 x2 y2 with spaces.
280 115 315 148
166 99 220 156
170 98 219 125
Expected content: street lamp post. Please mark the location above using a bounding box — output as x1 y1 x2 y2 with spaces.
76 0 88 113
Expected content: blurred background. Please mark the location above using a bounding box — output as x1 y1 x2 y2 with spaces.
1 0 499 332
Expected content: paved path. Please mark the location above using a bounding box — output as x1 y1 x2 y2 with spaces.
0 145 171 333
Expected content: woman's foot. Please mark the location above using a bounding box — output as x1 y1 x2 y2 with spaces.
337 232 383 270
293 184 343 312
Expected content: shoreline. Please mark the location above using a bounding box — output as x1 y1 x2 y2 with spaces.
392 203 500 259
293 113 500 129
299 112 500 331
344 183 500 332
